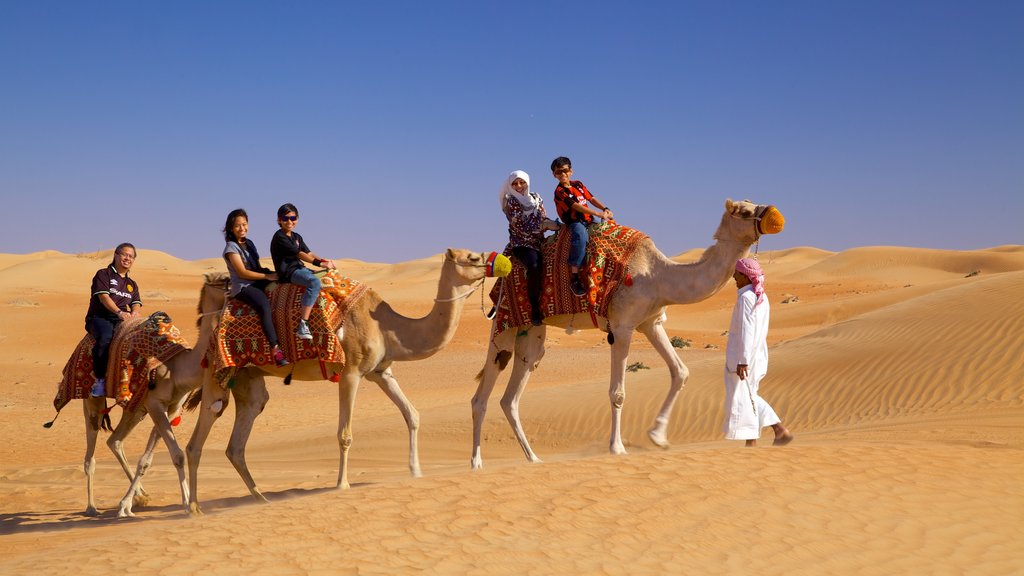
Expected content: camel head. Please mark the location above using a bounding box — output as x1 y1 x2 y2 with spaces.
443 249 512 286
196 272 229 325
717 199 785 246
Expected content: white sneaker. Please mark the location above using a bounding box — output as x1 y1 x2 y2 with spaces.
296 319 313 340
90 378 106 398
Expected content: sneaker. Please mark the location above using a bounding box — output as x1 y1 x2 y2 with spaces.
273 348 289 367
90 378 106 398
570 277 587 297
296 319 313 340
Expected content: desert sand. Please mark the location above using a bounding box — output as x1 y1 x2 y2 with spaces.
1 244 1022 575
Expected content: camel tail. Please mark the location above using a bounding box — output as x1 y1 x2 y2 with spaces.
42 411 61 428
184 388 203 412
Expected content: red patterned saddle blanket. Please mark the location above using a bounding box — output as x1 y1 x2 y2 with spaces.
489 222 648 337
205 270 368 386
51 312 190 415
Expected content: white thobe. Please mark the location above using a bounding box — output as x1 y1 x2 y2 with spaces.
723 285 780 440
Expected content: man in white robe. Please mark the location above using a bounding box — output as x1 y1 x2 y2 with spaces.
723 258 793 446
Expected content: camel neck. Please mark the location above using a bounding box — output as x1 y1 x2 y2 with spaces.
654 239 751 305
378 259 470 362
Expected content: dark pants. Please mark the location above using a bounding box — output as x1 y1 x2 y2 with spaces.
85 316 118 380
234 284 279 347
567 220 589 268
512 246 543 319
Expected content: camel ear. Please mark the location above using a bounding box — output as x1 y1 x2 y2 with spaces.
725 199 735 213
445 248 456 261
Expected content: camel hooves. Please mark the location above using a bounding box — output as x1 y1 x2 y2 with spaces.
188 503 204 516
84 507 100 518
647 430 670 449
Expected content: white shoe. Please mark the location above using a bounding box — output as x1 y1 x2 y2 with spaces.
90 378 106 398
296 319 313 340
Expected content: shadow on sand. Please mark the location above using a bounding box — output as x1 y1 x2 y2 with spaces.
0 482 373 535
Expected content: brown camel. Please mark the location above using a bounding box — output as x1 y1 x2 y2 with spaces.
70 274 225 517
470 199 784 468
185 248 506 515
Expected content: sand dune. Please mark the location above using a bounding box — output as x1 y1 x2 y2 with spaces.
1 245 1021 574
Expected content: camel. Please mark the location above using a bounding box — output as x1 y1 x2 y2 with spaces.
185 248 506 515
67 274 224 517
470 199 784 468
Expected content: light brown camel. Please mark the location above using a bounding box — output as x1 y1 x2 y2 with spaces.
70 274 225 517
470 199 784 468
185 248 506 515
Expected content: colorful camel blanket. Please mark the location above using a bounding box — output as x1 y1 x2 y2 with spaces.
52 312 190 414
205 270 368 387
489 221 648 337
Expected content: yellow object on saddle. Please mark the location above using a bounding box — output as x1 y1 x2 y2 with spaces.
486 252 512 278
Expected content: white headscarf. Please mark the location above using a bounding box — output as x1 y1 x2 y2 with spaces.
499 170 541 216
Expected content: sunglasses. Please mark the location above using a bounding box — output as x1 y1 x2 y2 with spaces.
553 167 571 175
280 215 298 221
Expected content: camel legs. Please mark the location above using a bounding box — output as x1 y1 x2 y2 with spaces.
336 368 362 489
366 367 422 478
111 415 158 517
470 340 504 470
224 373 271 502
106 408 150 504
500 327 546 464
638 316 690 448
81 397 108 516
608 326 634 455
470 328 545 470
117 392 190 518
186 373 230 516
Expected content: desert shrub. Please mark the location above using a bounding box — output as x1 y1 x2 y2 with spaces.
670 336 691 348
626 362 650 372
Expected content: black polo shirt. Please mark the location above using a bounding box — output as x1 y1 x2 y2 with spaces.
86 265 142 322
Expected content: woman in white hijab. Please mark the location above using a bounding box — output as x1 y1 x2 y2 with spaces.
499 170 559 325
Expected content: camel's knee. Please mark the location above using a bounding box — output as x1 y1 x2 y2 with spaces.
470 396 488 417
224 445 245 467
167 448 185 469
407 408 420 432
611 391 625 409
83 457 96 476
338 434 353 451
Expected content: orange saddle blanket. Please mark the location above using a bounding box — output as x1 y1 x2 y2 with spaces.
489 221 648 337
52 312 190 415
205 270 368 386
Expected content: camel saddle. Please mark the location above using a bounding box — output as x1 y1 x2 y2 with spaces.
489 221 648 338
52 312 190 415
205 269 368 387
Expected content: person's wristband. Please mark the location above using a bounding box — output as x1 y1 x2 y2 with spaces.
313 258 323 267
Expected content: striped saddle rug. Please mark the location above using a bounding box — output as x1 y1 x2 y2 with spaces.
205 270 368 387
51 312 190 415
489 221 648 338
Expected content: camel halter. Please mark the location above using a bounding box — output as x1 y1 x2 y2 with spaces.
433 252 509 318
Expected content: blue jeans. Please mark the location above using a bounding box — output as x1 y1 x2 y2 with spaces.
567 221 589 268
85 316 118 379
290 267 322 309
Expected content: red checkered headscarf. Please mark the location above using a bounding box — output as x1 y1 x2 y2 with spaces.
735 258 766 306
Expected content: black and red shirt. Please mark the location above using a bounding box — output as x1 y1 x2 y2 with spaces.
86 266 142 321
554 180 595 224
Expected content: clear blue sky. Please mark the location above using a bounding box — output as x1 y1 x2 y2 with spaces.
2 1 1021 262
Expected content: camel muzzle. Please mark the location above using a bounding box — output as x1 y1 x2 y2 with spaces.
757 206 785 235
